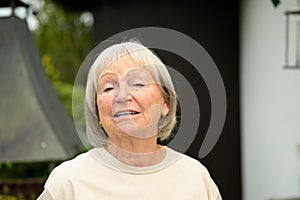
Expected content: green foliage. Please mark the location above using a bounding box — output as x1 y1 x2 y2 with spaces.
33 0 93 114
0 194 37 200
271 0 281 7
52 81 74 116
34 0 93 83
0 162 52 178
32 0 93 117
0 195 16 200
42 54 59 81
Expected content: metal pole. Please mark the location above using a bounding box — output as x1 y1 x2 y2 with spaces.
10 0 15 16
285 13 289 67
296 20 300 66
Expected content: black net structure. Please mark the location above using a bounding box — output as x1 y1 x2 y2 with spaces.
0 15 84 162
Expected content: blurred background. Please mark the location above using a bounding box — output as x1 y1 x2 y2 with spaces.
0 0 299 200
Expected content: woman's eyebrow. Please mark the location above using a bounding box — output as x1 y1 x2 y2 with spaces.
100 68 151 81
99 72 117 79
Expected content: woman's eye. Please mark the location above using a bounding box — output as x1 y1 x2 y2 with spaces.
103 87 114 93
134 83 145 87
101 82 115 93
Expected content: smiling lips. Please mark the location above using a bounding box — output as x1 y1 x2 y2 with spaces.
113 110 141 118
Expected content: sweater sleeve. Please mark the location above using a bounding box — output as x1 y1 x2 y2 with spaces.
37 165 75 200
201 166 222 200
37 189 53 200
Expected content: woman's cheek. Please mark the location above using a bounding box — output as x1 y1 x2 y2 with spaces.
138 92 159 107
134 90 152 103
98 96 113 116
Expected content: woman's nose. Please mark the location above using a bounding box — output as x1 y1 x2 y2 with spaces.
114 83 132 103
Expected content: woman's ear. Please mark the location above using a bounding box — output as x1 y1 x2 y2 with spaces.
162 103 169 117
95 92 101 121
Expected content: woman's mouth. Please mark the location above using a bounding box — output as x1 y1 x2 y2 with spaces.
113 110 141 118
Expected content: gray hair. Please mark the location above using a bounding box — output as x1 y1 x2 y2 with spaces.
85 40 177 147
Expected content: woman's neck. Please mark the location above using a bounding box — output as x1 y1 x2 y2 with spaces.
105 137 166 167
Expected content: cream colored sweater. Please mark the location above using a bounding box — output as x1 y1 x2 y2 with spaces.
38 147 222 200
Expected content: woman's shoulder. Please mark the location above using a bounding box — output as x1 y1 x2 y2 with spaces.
169 149 218 185
45 150 97 185
40 151 95 198
168 148 209 173
169 150 222 199
52 151 91 174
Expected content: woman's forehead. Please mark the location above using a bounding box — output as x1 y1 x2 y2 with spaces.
99 55 154 78
101 54 139 74
99 67 156 84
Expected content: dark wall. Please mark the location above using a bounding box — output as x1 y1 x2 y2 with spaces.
56 0 241 199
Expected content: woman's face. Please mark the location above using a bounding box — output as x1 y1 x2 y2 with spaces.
96 55 169 139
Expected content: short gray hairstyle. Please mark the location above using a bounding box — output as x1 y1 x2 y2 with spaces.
85 40 177 147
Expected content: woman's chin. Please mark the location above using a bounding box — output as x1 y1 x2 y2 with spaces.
112 122 158 139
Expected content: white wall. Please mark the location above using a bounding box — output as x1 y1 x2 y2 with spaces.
241 0 300 200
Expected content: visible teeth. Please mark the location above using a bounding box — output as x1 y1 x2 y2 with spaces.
114 111 139 117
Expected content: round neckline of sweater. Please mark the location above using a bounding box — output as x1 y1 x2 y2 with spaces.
89 146 182 174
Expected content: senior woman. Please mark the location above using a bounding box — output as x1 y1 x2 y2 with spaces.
38 41 222 200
